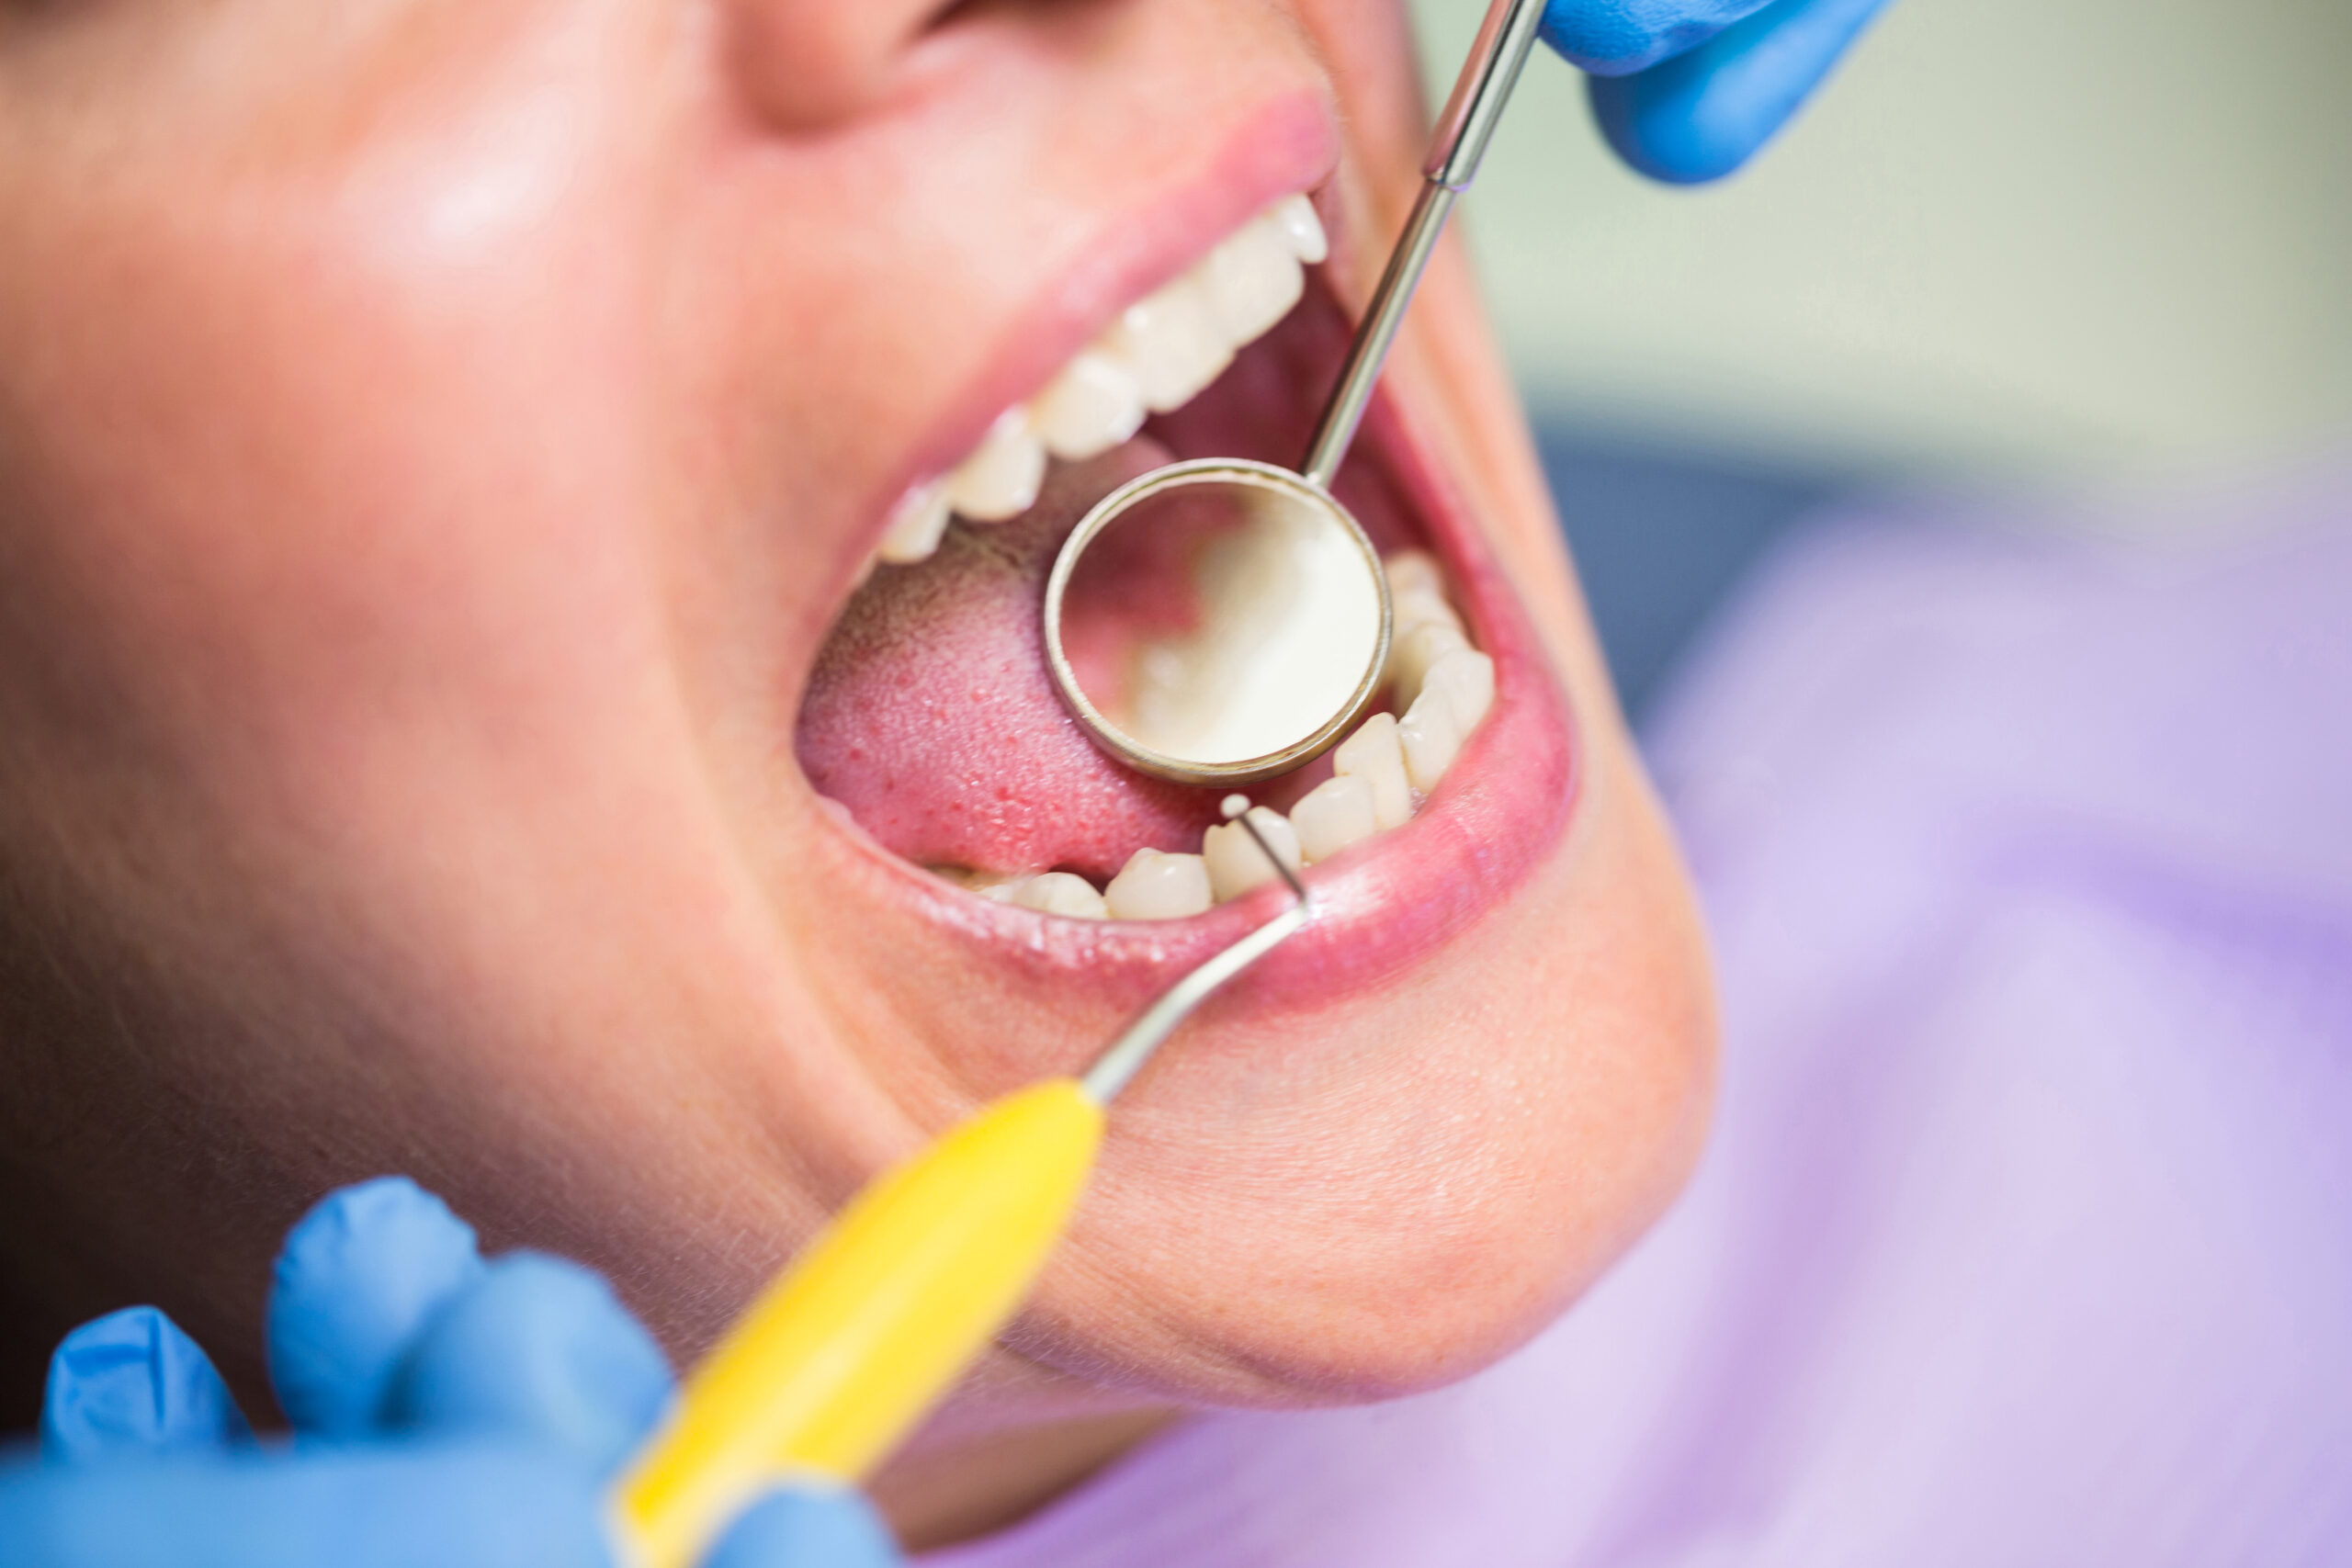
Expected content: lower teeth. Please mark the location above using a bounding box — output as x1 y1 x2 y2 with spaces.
964 547 1492 921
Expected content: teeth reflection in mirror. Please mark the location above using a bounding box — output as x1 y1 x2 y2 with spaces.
1291 774 1379 864
1104 848 1215 920
991 871 1108 919
1268 193 1329 265
1200 217 1305 348
1105 279 1235 415
1031 349 1148 463
1333 713 1413 831
945 407 1047 523
876 479 953 565
1202 807 1303 903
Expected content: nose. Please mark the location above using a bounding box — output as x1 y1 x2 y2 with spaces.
726 0 966 129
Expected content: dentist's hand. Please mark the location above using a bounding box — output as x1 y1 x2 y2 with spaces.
3 1179 900 1568
1541 0 1897 182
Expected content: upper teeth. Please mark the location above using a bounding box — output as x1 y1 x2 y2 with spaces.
1031 350 1147 466
966 548 1497 922
943 406 1048 524
873 193 1328 567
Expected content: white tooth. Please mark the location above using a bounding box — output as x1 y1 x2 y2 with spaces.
1424 648 1496 734
876 479 953 564
1202 807 1304 903
1002 872 1109 919
1291 774 1381 864
1384 549 1447 604
944 406 1047 522
1199 217 1305 349
1398 649 1495 792
1103 278 1234 414
1388 619 1471 709
1393 586 1461 635
1268 192 1328 265
1334 712 1413 831
1030 348 1147 463
1103 848 1213 919
1396 685 1463 794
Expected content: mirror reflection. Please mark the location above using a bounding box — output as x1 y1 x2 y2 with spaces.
1052 467 1388 774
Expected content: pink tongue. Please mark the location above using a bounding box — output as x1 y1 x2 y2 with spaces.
797 442 1227 881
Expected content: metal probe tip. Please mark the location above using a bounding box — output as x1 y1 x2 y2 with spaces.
1078 798 1311 1105
1220 795 1310 904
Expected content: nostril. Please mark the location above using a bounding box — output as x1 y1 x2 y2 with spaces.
727 0 971 131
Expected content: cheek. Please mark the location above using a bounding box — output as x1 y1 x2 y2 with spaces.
0 107 692 835
0 152 735 1201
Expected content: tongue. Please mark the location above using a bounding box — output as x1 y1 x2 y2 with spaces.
797 440 1232 881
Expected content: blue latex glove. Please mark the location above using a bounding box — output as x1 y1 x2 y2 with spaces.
4 1178 901 1568
1543 0 1896 183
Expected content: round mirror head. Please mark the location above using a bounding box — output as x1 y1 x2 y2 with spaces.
1043 458 1393 786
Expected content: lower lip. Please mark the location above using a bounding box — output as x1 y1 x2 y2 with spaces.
810 393 1581 1024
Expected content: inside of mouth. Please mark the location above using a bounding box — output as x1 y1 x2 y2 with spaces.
795 275 1491 919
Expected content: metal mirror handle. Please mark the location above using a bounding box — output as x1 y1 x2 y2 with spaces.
1299 0 1548 491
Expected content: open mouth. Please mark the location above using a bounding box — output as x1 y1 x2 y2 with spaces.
793 189 1577 997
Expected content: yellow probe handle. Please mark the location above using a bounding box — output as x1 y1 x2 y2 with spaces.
612 1078 1104 1568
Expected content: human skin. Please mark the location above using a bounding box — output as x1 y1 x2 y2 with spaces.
0 0 1713 1547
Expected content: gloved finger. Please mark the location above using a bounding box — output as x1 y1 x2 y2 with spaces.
268 1177 487 1439
701 1486 904 1568
0 1439 618 1568
40 1306 254 1461
386 1252 673 1476
1588 0 1893 183
1541 0 1780 78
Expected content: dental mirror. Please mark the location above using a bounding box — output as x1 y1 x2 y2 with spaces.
1043 459 1390 786
1042 0 1545 785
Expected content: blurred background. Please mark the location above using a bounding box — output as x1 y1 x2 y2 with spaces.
1408 0 2352 716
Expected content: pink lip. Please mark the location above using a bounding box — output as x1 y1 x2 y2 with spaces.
814 370 1581 1026
836 89 1341 582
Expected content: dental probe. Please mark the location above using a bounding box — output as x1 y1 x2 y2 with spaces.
613 801 1308 1568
